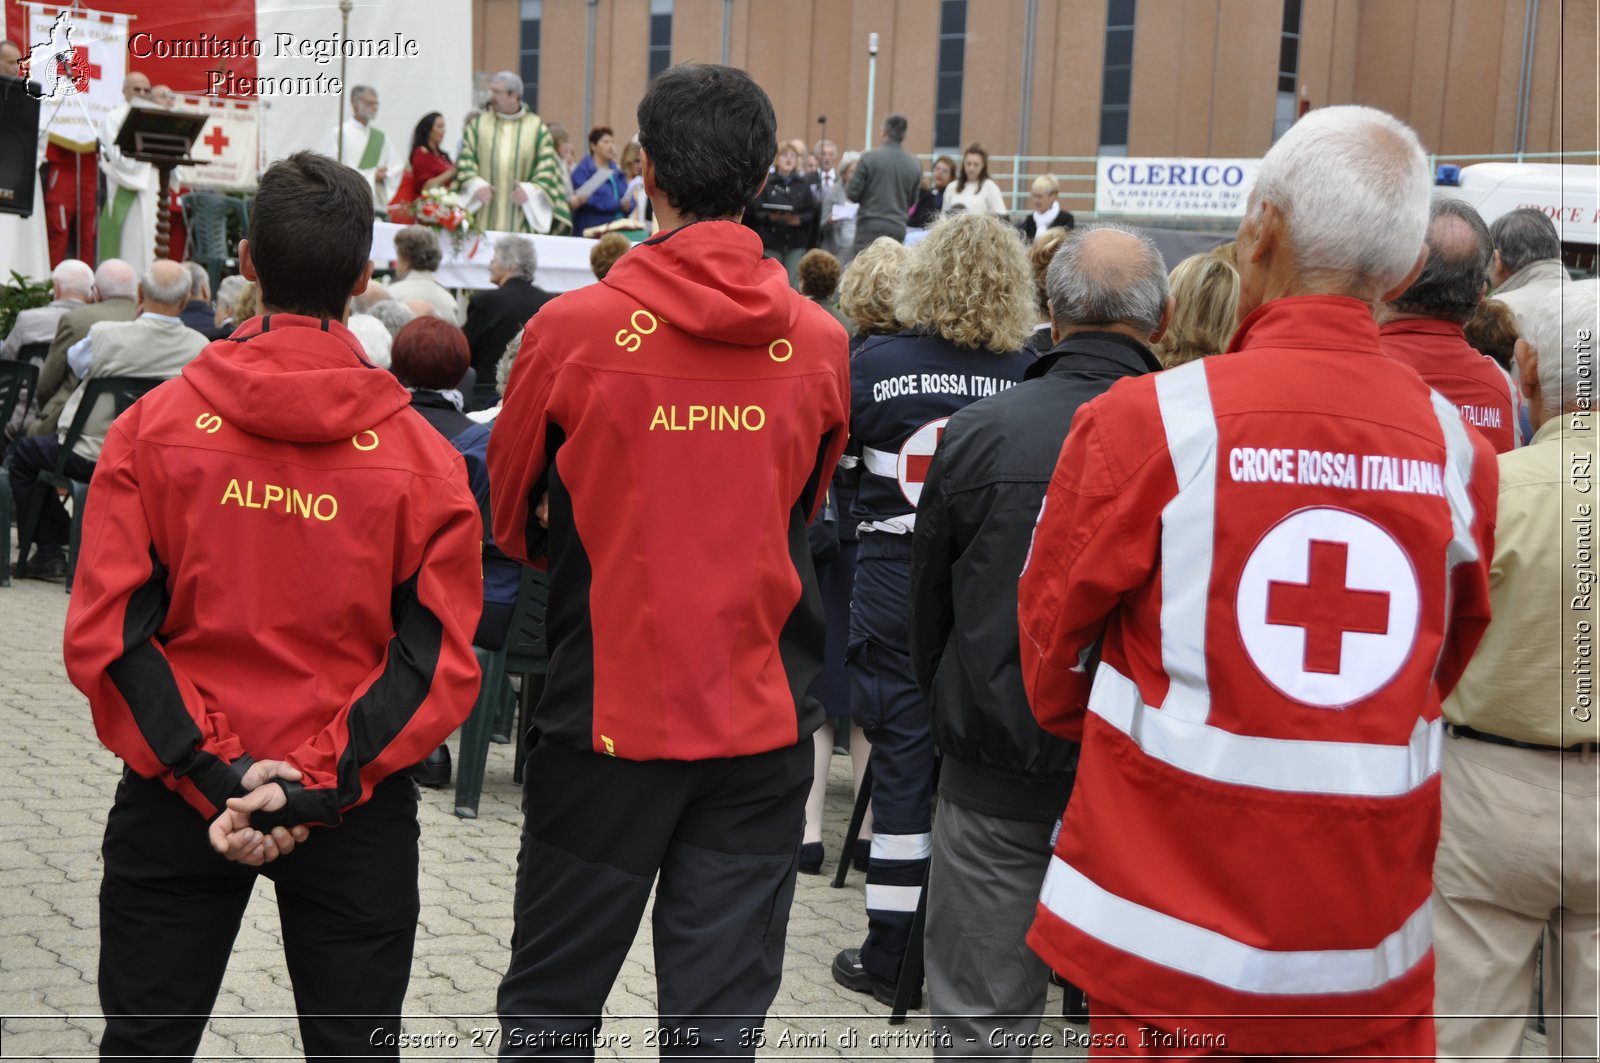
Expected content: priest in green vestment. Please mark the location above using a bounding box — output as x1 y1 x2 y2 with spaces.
456 71 572 237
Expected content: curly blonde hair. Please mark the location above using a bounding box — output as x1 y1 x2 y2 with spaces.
893 213 1036 352
1153 252 1240 368
839 237 908 336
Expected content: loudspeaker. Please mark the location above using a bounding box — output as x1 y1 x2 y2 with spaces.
0 75 41 218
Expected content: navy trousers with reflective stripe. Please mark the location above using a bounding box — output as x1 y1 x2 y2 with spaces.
848 533 935 984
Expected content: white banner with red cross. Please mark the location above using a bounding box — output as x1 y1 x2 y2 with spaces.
176 95 260 190
18 2 129 150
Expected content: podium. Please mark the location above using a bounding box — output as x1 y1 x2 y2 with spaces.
111 105 208 261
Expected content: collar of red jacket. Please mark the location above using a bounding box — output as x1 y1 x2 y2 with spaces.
183 313 411 444
1228 294 1382 356
605 220 794 344
1376 316 1467 340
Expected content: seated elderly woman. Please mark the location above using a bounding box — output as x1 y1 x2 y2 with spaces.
387 225 463 323
392 316 519 653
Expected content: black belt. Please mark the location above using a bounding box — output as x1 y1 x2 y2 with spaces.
1447 723 1600 754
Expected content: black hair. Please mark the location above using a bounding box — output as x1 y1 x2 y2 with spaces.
248 151 373 320
588 125 613 147
636 63 776 222
411 111 448 159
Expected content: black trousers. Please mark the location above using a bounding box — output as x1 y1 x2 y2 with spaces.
98 771 421 1062
9 432 95 554
497 736 812 1059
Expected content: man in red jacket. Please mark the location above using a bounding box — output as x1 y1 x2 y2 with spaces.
1018 105 1498 1057
63 151 482 1060
488 64 850 1056
1379 196 1522 453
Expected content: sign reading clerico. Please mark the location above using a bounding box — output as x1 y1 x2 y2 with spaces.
1094 156 1261 218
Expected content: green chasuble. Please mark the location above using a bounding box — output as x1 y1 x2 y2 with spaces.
455 106 572 236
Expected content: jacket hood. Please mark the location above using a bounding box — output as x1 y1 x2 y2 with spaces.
600 221 796 344
182 314 412 443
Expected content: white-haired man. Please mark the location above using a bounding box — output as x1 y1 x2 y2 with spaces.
462 235 554 387
1433 279 1597 1062
30 259 140 437
2 258 93 360
1018 105 1498 1057
328 84 395 212
455 71 570 235
10 260 208 579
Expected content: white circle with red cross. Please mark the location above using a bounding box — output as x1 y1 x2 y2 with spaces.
1235 507 1420 709
897 417 950 506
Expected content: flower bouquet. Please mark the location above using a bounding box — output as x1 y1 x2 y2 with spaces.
411 187 477 257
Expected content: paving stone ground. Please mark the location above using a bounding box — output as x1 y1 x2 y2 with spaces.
0 567 1548 1060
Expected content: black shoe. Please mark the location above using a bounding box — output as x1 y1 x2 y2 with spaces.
798 842 824 875
22 552 67 582
409 744 452 788
853 838 871 872
831 948 921 1009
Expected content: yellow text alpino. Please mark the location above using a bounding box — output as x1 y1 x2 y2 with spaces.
220 478 339 521
648 404 767 432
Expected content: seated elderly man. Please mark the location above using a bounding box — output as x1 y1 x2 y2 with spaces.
179 263 229 341
1433 278 1598 1063
2 259 94 360
386 225 462 323
9 260 209 580
212 275 250 336
461 234 554 386
30 259 139 437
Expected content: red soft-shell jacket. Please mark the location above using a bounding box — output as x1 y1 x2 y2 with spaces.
1018 297 1497 1053
63 315 483 827
1380 317 1522 453
488 221 850 762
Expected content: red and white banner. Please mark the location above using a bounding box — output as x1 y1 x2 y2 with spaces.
177 95 259 189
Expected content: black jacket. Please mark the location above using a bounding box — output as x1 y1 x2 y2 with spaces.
908 331 1162 820
462 277 556 387
746 171 818 255
1016 209 1074 243
180 299 229 341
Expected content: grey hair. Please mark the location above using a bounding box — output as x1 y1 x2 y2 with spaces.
141 265 192 305
94 259 137 301
1046 223 1169 335
883 113 908 141
367 299 416 339
351 84 377 103
496 328 524 395
491 235 538 281
1251 105 1431 300
1490 207 1563 275
346 313 393 370
1389 197 1492 324
185 261 210 299
490 70 523 98
215 274 249 314
1523 279 1596 415
51 258 94 298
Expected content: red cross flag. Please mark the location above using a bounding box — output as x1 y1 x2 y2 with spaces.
1235 507 1420 709
181 96 260 190
896 418 950 507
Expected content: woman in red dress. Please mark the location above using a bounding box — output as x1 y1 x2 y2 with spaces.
409 111 456 190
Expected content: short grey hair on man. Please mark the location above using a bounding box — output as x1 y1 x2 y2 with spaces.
492 235 538 281
1046 223 1169 335
490 70 523 98
1250 105 1431 301
1389 197 1492 324
141 264 193 306
215 274 249 315
883 114 908 142
1523 279 1597 415
51 258 94 298
184 261 210 300
367 299 416 339
351 84 377 104
1490 207 1563 275
94 259 137 301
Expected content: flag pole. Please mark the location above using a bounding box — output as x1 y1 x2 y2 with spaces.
336 0 353 161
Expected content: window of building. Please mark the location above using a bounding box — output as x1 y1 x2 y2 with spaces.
934 0 967 151
1273 0 1302 141
1098 0 1136 155
648 0 673 82
519 0 541 111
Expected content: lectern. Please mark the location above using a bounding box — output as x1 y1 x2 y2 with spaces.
111 106 208 260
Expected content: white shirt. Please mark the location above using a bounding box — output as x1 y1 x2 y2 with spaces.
943 178 1007 215
1030 203 1061 240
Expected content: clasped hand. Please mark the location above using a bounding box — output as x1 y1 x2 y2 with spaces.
208 760 311 867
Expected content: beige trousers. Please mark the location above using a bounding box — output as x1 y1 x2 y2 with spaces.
1434 732 1599 1061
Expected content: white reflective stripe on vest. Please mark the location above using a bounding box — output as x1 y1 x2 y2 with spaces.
862 446 898 478
1429 390 1482 572
865 884 922 913
1154 361 1218 725
871 833 932 862
1089 664 1443 797
1037 856 1433 996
